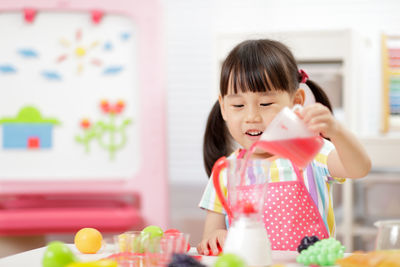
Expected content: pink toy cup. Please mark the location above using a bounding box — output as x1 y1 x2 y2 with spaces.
255 105 323 169
105 252 143 267
143 232 190 267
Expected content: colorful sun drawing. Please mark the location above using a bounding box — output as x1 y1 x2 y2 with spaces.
56 29 102 74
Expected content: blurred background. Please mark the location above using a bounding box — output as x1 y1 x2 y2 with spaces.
1 0 400 258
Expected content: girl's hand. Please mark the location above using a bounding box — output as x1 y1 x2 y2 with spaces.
298 104 371 179
196 229 227 256
300 103 339 139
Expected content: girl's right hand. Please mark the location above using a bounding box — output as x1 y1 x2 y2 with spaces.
196 229 227 256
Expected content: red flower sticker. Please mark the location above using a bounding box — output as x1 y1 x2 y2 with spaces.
80 118 91 129
100 100 125 114
100 100 110 113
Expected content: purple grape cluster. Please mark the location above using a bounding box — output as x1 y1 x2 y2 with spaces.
168 253 205 267
297 235 320 253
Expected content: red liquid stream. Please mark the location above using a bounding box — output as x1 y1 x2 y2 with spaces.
239 136 324 185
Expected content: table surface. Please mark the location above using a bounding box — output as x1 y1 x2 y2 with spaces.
0 244 331 267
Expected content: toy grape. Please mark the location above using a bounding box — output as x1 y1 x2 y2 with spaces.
297 235 320 253
296 237 345 266
168 253 205 267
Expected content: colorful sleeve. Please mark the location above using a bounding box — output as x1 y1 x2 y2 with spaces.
313 139 346 184
198 168 227 215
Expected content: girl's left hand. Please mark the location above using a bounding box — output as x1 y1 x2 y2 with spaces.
299 103 339 139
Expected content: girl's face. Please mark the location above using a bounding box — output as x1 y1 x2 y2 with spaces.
219 87 304 158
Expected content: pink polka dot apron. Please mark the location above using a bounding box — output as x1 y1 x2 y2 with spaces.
236 151 329 251
262 162 329 250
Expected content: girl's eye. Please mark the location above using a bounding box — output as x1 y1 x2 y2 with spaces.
233 104 244 108
260 103 272 107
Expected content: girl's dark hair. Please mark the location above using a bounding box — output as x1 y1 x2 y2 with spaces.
203 39 332 177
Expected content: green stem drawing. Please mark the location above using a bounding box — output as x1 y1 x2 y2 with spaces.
75 128 97 153
75 101 132 160
97 114 131 160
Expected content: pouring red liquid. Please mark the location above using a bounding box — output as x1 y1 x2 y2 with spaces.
238 136 323 186
250 136 324 169
239 106 324 178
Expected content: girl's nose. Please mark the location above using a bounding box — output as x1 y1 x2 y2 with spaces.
245 106 262 122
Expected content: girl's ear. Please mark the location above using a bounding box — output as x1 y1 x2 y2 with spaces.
218 95 227 121
293 88 305 106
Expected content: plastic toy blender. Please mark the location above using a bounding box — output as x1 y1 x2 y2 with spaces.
253 105 323 169
212 157 271 266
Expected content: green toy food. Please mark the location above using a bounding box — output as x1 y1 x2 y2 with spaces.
142 225 164 239
214 253 246 267
296 237 345 266
42 241 77 267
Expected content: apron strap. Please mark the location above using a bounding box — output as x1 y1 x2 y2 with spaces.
291 162 306 184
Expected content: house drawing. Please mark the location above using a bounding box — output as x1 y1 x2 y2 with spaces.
0 106 60 149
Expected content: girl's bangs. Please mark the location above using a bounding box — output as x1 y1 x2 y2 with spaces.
220 39 297 96
229 64 279 95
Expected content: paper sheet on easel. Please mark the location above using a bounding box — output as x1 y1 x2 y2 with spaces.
0 12 140 181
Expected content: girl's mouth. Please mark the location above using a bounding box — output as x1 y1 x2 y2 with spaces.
245 130 263 136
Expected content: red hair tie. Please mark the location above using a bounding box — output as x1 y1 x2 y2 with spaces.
299 69 309 83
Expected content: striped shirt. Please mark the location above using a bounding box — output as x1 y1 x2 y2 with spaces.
198 139 345 237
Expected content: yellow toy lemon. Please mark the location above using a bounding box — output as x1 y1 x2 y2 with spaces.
74 228 103 254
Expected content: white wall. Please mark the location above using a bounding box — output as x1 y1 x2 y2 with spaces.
164 0 216 185
164 0 400 184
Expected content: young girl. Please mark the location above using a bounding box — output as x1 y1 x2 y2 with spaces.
197 39 371 255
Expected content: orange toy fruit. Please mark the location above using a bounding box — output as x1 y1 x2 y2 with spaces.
74 228 103 254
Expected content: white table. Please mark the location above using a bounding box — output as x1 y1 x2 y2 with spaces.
0 244 304 267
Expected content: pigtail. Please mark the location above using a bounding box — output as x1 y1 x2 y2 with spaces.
203 101 233 177
305 79 333 113
303 79 333 140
